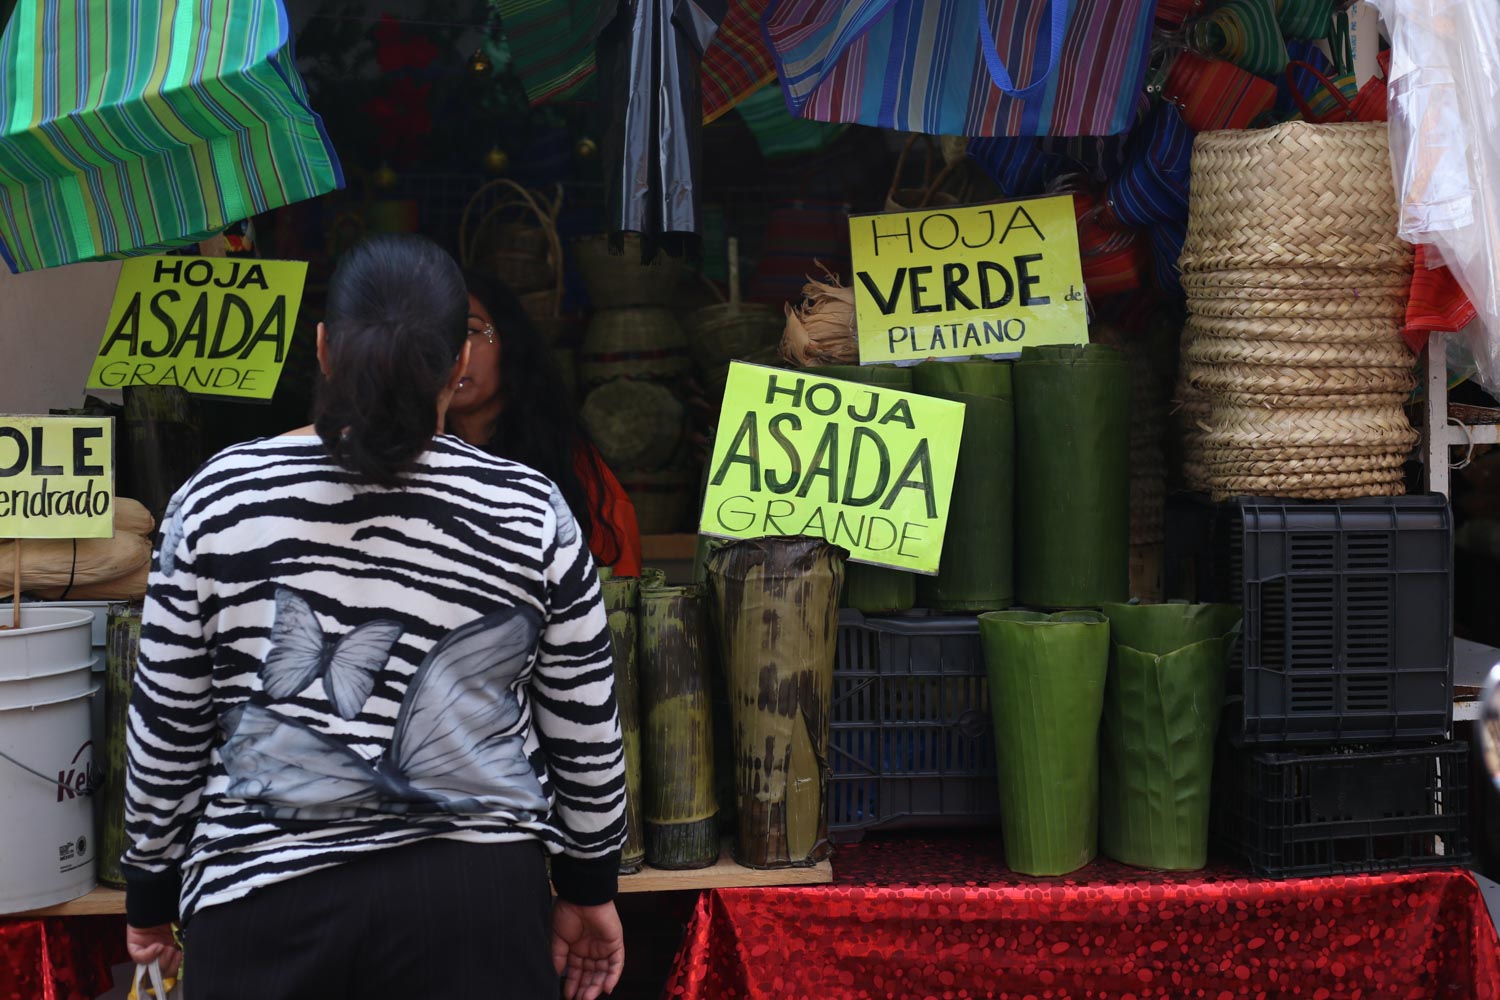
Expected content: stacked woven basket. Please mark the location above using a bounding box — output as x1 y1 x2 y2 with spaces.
1176 122 1417 499
575 235 695 533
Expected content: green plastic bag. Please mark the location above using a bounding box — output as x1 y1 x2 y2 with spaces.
978 610 1110 876
809 364 917 613
1014 345 1130 609
1099 603 1242 871
913 360 1014 611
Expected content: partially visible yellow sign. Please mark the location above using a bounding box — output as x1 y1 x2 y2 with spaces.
88 256 309 400
0 416 114 538
850 195 1088 364
699 363 964 574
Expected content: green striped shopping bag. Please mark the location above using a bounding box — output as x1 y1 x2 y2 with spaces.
0 0 343 272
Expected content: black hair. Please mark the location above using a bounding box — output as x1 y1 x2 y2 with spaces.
314 235 468 487
463 269 622 565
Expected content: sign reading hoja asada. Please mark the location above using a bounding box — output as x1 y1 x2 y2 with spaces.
850 195 1088 364
699 363 964 574
88 256 309 400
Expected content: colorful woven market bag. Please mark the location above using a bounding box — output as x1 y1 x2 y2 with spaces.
1186 0 1288 77
1273 0 1334 40
1106 103 1193 228
735 85 846 159
1161 50 1277 133
0 0 343 272
764 0 1159 137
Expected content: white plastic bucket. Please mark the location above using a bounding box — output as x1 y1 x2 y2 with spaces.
24 601 112 750
0 607 99 913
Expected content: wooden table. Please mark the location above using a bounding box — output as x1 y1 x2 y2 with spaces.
14 844 832 918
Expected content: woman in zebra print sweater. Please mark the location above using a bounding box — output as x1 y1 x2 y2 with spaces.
121 235 628 1000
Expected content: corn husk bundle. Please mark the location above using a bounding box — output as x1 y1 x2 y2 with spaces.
1177 123 1417 499
5 499 155 600
780 264 858 367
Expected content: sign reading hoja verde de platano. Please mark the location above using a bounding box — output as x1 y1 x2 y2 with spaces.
699 363 964 574
87 256 309 400
850 196 1088 364
0 416 114 539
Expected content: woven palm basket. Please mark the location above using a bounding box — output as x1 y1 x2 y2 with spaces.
1180 123 1412 276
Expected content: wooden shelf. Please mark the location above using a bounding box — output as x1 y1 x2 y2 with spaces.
12 847 831 917
640 533 698 562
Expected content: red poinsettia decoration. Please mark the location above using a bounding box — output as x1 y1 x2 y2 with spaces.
361 14 438 158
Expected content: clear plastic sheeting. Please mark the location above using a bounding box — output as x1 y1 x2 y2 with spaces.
1371 0 1500 387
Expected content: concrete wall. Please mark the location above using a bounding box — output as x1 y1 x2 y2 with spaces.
0 261 122 414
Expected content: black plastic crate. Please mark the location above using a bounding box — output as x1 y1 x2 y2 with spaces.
1212 742 1471 879
1225 495 1453 744
829 611 1000 843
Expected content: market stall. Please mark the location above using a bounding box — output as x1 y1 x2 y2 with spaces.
4 0 1500 996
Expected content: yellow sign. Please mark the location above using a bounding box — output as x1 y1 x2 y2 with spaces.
849 195 1088 364
0 416 114 538
699 363 964 574
88 255 309 400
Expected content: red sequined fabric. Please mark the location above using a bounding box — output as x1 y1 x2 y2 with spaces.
0 916 124 1000
666 834 1500 999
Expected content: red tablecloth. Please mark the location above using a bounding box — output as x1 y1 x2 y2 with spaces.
0 915 124 1000
666 834 1500 1000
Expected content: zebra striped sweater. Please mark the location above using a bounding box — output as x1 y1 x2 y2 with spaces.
122 435 627 926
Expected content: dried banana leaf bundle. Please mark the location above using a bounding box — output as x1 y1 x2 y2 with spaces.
639 576 719 869
706 537 844 868
599 570 644 873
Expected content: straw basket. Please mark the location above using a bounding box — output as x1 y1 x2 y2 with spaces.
619 466 697 535
1176 120 1417 499
685 239 784 383
575 234 684 309
579 379 686 473
460 180 565 302
577 308 692 388
1179 123 1411 275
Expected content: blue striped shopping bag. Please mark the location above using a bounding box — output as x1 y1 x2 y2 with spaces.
763 0 1159 136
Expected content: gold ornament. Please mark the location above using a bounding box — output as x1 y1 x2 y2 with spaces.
469 47 492 75
373 163 398 190
483 147 510 174
575 137 598 159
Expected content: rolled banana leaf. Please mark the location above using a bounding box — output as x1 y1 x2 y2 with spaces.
599 570 644 873
912 360 1014 611
638 577 719 870
1013 345 1130 608
1099 603 1242 871
706 536 844 868
978 610 1110 876
808 364 917 614
99 602 143 889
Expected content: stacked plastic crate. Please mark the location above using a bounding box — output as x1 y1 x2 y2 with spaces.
1207 496 1470 878
826 611 999 843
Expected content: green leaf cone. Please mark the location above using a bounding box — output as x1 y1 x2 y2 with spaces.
1099 603 1242 870
979 610 1110 875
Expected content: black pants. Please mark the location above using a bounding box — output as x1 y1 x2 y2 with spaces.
183 839 557 1000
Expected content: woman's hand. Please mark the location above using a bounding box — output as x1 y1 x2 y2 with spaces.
126 923 182 978
550 899 624 1000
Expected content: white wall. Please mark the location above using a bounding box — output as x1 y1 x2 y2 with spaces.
0 260 123 414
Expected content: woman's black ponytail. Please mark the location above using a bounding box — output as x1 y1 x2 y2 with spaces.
314 235 467 487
